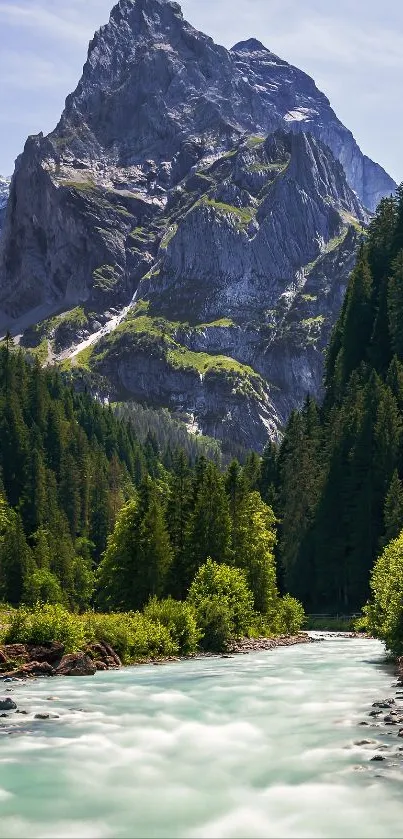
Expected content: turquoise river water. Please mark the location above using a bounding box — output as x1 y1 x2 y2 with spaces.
0 636 403 838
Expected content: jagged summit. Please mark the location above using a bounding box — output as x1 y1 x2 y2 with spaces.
0 0 397 449
231 39 270 54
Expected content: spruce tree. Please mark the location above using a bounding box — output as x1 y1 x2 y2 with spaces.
383 471 403 546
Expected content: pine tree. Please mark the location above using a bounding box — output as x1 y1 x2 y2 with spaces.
167 451 193 598
185 462 232 587
383 471 403 546
388 251 403 360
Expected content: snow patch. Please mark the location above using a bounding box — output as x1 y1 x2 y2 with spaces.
284 108 317 123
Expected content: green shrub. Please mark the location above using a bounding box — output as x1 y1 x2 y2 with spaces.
85 611 178 663
194 596 233 652
188 559 255 650
4 604 86 652
276 595 305 635
143 597 201 655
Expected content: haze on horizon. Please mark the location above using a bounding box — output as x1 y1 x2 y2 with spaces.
0 0 402 184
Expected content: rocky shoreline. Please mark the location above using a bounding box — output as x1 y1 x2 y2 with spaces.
0 633 314 686
355 655 403 768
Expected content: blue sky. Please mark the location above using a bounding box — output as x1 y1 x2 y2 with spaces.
0 0 402 182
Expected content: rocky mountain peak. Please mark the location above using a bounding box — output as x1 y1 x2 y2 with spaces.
0 0 397 451
231 39 270 54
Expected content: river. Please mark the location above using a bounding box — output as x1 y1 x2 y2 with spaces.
0 636 402 838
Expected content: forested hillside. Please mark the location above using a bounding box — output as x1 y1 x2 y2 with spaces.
0 344 303 653
266 186 403 614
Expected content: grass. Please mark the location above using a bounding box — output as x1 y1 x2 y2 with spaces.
247 162 288 174
29 339 50 365
93 264 120 291
129 227 155 243
201 197 256 227
167 346 259 380
70 304 261 400
340 210 366 234
72 344 96 371
197 318 235 329
246 136 266 148
303 228 350 275
301 316 325 327
60 179 96 192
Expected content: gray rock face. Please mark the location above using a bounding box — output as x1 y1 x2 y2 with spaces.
0 176 10 231
0 0 396 450
230 39 395 212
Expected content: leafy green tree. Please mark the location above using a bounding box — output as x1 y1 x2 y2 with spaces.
363 530 403 655
188 558 255 651
23 569 64 606
233 492 278 615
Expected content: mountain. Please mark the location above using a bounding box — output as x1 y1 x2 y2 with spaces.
0 176 10 230
0 0 396 451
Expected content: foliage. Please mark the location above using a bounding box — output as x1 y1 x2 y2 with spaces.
0 339 305 651
276 595 306 635
86 611 178 662
97 482 173 611
188 559 255 650
361 531 403 655
4 604 87 652
143 597 201 655
264 186 403 614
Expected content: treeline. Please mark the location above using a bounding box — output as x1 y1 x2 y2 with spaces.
0 346 303 647
0 344 159 608
114 402 222 467
258 185 403 614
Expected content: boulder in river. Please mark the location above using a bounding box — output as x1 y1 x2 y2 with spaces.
0 697 17 711
56 653 96 677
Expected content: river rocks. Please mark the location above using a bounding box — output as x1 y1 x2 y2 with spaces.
0 697 17 711
0 640 121 678
228 634 312 654
87 641 122 669
6 661 55 679
55 654 96 677
372 699 395 709
28 643 65 665
370 755 386 762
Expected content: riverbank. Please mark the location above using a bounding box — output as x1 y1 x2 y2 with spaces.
0 633 314 681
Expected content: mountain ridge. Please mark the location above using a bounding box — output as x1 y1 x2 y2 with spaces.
0 0 396 450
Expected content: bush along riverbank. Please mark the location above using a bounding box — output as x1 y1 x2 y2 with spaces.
0 564 306 679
